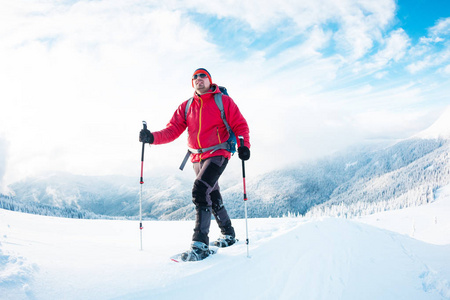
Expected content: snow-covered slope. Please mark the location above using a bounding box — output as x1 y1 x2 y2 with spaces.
414 106 450 140
312 139 450 216
1 185 450 300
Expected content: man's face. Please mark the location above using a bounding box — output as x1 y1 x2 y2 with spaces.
192 73 211 95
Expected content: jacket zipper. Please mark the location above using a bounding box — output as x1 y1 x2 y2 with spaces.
217 127 222 144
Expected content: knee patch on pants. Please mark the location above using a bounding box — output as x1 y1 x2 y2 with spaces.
192 179 208 207
210 190 224 212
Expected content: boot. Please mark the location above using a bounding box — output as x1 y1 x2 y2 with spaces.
212 234 237 248
181 241 212 262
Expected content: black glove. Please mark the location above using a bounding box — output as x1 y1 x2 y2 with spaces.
238 146 250 161
139 128 154 144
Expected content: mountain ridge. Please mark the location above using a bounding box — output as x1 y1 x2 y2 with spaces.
413 106 450 140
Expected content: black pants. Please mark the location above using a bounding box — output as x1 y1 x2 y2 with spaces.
192 156 235 245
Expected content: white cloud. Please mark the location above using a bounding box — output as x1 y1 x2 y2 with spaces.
428 17 450 38
443 64 450 74
354 28 410 73
406 17 450 74
407 48 450 74
352 109 431 138
168 0 396 60
373 29 410 63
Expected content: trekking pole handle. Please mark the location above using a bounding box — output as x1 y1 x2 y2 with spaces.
238 135 247 188
143 120 147 130
238 135 244 147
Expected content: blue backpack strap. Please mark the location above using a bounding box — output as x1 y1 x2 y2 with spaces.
214 91 237 154
185 97 193 120
214 92 232 133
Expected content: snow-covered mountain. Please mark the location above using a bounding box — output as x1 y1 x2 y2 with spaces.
307 138 449 216
306 108 450 217
4 107 450 220
5 173 193 219
413 106 450 140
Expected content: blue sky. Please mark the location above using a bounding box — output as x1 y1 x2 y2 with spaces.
397 0 449 40
0 0 449 190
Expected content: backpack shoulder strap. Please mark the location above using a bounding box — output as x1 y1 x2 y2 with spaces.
214 93 232 133
185 97 193 120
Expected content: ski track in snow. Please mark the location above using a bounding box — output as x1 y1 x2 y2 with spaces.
1 190 450 300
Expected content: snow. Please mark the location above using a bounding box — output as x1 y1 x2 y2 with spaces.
359 184 450 245
1 186 450 300
414 106 450 140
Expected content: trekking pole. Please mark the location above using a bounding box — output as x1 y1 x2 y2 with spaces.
139 121 147 251
238 136 250 258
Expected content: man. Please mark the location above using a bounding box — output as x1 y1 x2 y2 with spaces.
139 68 250 261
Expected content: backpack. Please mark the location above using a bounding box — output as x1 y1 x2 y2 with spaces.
179 86 237 170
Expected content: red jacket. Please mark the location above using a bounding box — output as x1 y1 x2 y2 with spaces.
152 84 250 162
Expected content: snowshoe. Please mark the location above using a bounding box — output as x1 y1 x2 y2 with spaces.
179 241 213 262
212 235 237 248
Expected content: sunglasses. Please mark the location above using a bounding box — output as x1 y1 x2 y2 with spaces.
192 73 208 80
